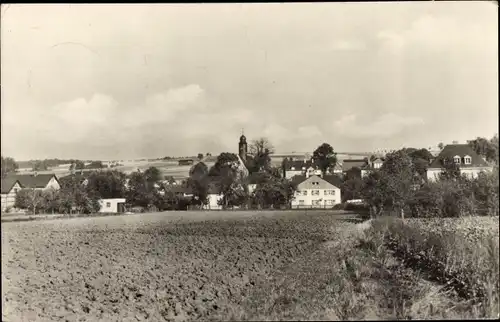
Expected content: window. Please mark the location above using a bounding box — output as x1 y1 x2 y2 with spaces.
324 190 335 195
325 200 335 205
106 202 111 207
453 155 461 164
299 200 304 205
312 200 321 205
312 190 320 196
464 155 472 165
303 190 308 196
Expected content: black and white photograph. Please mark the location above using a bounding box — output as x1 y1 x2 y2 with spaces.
1 2 498 321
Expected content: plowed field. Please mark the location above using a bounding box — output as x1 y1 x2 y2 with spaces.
2 211 361 321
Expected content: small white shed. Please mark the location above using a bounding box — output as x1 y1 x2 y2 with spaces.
99 198 126 213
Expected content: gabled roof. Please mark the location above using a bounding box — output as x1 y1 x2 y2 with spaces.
1 178 22 194
295 175 339 190
342 159 369 172
284 159 316 171
6 174 58 189
323 175 343 189
290 175 307 186
428 144 490 169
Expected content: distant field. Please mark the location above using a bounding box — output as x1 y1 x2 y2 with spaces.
17 160 215 179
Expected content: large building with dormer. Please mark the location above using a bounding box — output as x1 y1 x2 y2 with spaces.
426 144 493 181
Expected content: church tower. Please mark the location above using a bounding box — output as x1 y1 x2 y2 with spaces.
239 130 248 162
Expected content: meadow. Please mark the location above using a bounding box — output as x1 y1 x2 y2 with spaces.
2 211 498 321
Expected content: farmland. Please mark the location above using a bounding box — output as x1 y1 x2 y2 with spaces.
2 211 499 321
16 160 216 180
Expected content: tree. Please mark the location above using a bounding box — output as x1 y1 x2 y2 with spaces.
248 138 274 173
403 148 433 179
15 189 44 214
197 153 204 160
439 157 462 181
41 189 61 214
1 156 19 178
32 160 49 172
341 174 363 202
438 142 444 150
209 153 247 209
189 162 208 178
143 166 162 184
468 135 499 165
312 143 338 176
69 160 85 173
187 162 210 208
85 161 104 169
362 150 418 219
85 170 127 200
58 175 99 214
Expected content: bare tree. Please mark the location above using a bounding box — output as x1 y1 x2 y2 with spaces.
249 137 275 156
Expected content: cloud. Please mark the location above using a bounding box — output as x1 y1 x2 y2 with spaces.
334 113 424 139
331 39 366 51
377 12 497 55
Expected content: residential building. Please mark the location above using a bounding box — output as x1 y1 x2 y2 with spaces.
7 174 61 191
426 144 494 181
98 198 126 213
205 183 224 210
291 174 342 209
370 157 384 169
282 158 341 179
342 159 371 177
1 178 22 211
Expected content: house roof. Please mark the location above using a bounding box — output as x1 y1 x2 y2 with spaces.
290 174 307 186
5 174 58 189
60 173 89 184
294 175 340 190
342 159 369 172
1 178 21 194
284 159 316 171
322 175 343 189
428 144 490 169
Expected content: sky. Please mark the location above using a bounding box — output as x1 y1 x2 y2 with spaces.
1 2 498 161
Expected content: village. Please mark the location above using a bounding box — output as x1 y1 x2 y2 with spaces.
1 133 497 214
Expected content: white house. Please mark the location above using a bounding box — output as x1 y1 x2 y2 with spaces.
426 144 494 181
1 178 22 211
291 174 342 208
98 198 126 213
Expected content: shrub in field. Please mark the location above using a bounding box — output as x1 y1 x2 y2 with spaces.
367 216 500 319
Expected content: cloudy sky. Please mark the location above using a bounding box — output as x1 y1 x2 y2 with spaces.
1 2 498 160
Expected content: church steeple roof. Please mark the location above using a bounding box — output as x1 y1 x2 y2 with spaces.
239 128 247 143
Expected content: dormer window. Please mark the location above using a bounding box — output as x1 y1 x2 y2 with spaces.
464 155 472 165
453 155 461 164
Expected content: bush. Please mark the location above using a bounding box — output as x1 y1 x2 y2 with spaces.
365 216 499 318
406 171 499 218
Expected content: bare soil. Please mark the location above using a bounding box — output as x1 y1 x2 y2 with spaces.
2 211 360 321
